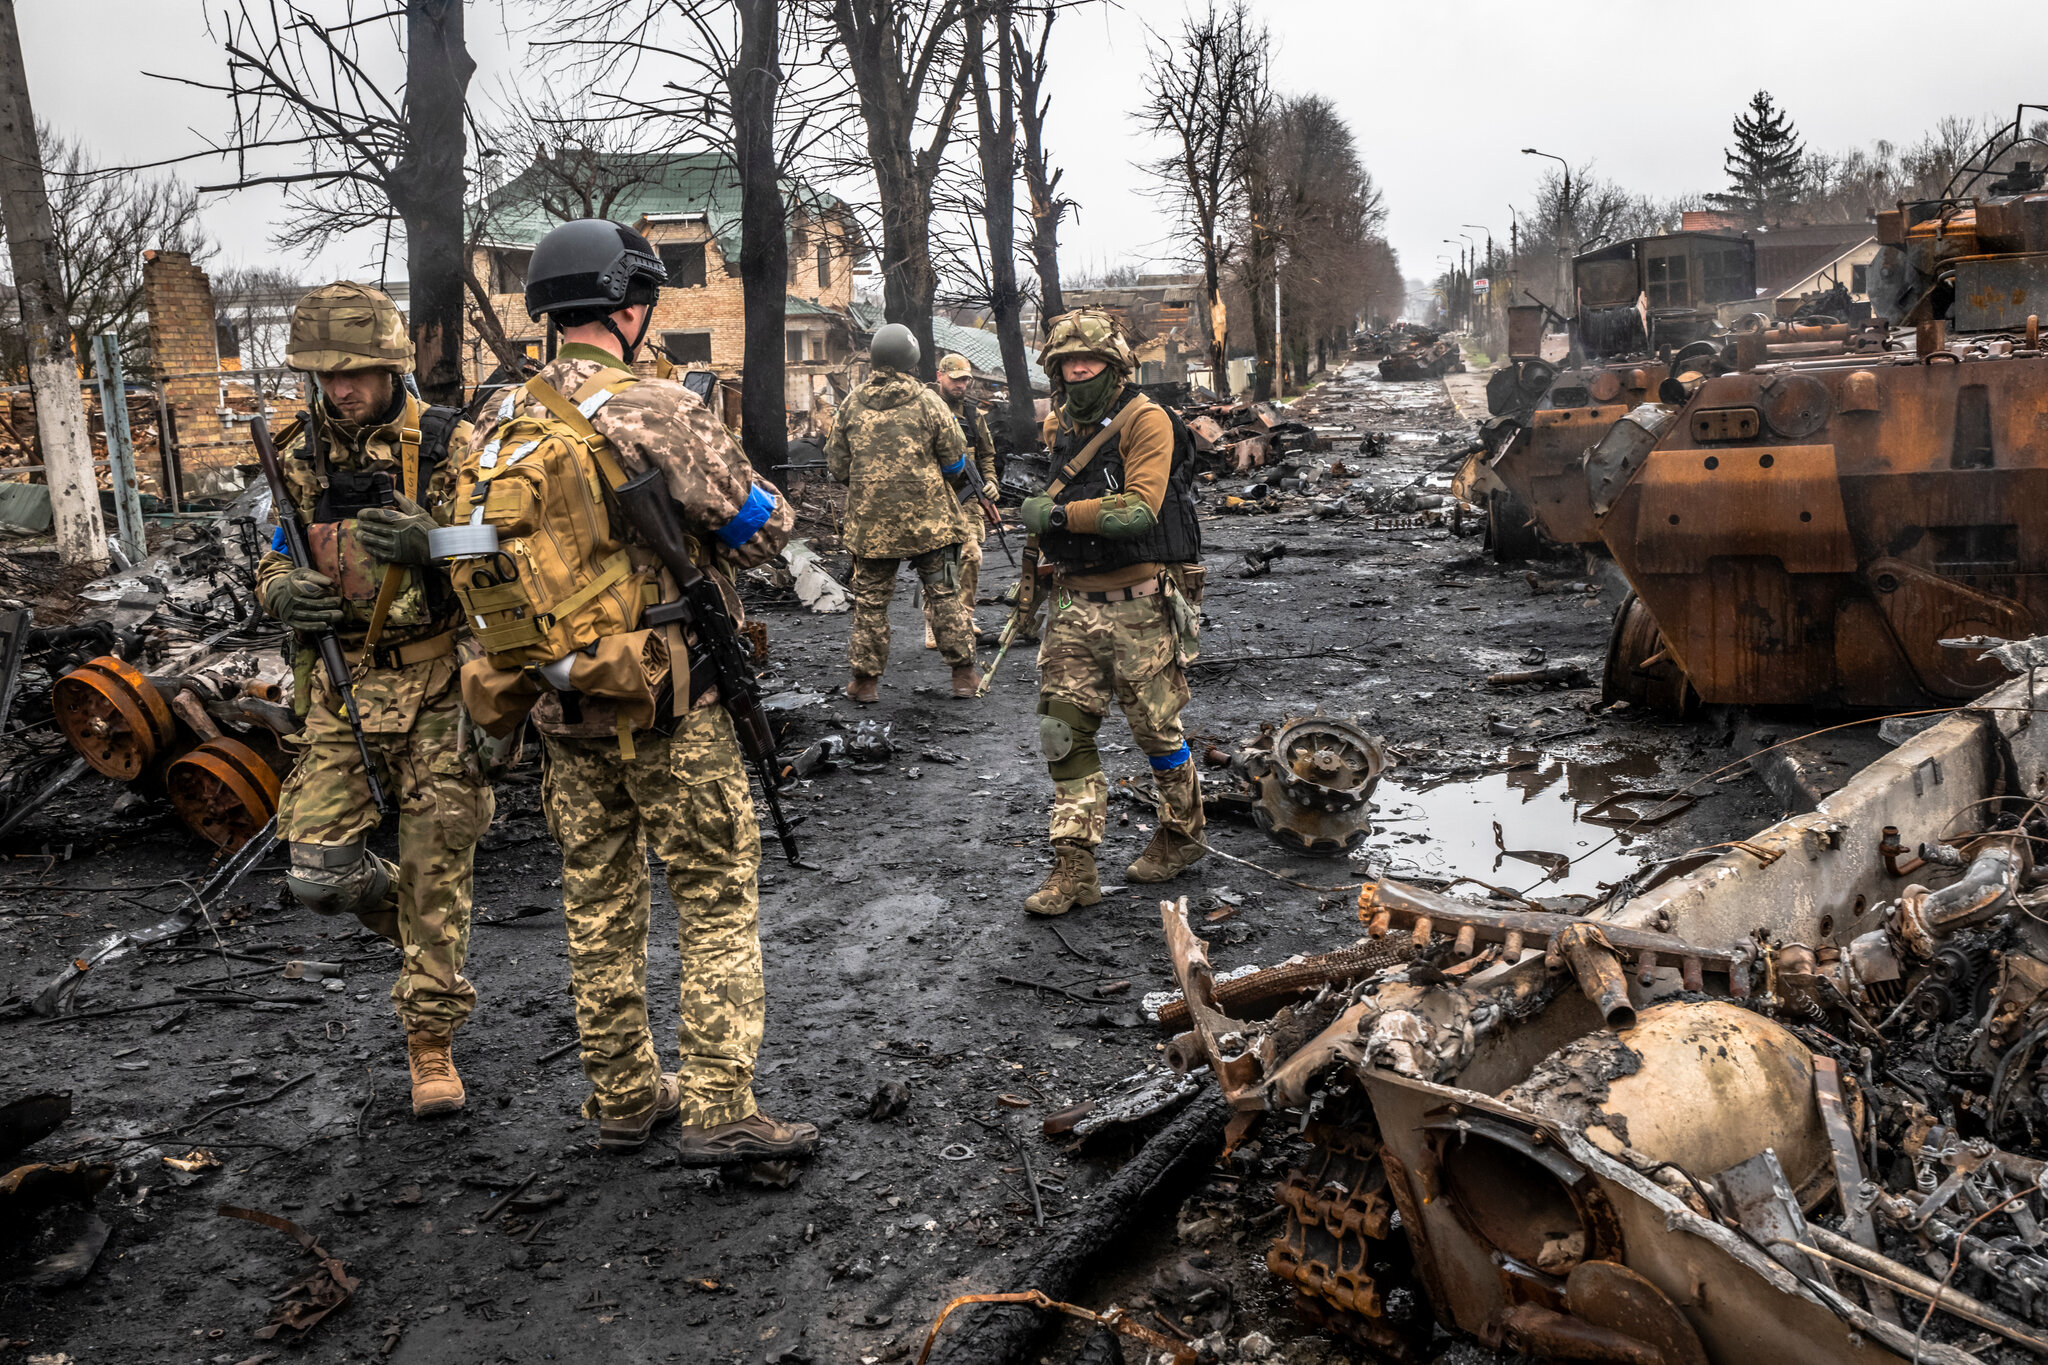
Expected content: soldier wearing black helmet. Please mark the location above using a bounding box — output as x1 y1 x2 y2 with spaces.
470 218 815 1164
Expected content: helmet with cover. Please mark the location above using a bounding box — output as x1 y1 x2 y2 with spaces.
286 281 412 374
1036 308 1134 381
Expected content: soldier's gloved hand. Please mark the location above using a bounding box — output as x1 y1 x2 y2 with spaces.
475 728 520 781
263 568 345 631
355 493 435 566
979 478 1001 504
1019 495 1055 535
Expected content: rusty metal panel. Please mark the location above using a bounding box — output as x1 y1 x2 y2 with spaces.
1952 252 2048 331
1635 445 1854 575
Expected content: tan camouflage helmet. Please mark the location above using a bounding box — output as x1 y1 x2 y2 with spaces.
936 353 973 379
1037 308 1134 379
286 281 413 374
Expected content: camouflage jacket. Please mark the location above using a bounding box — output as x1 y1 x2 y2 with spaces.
934 385 997 485
826 368 969 558
255 392 473 653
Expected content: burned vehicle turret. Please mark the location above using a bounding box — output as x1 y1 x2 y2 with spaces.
1598 116 2048 711
1478 232 1756 560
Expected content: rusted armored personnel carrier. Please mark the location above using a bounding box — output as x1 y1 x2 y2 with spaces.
1379 334 1464 381
1600 124 2048 710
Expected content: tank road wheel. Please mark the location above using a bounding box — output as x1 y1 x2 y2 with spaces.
166 737 282 851
52 655 175 781
1601 593 1697 715
1486 487 1546 563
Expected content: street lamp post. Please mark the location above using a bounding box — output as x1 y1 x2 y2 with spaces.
1523 148 1573 309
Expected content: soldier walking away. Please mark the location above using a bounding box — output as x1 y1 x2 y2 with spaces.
259 282 493 1117
1017 310 1208 917
827 324 982 703
925 352 1001 651
479 218 816 1164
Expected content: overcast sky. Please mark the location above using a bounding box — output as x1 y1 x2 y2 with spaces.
18 1 2048 296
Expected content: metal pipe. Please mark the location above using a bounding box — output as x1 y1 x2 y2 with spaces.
1789 1227 2048 1354
1552 921 1636 1028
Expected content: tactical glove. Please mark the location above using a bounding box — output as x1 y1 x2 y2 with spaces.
355 493 435 566
263 568 345 631
475 727 521 781
979 478 1001 504
1019 495 1055 536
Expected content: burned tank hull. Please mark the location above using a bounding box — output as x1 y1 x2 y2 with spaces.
1597 352 2048 708
1482 362 1671 554
1379 340 1463 381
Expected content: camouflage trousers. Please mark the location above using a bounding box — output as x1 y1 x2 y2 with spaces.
276 665 494 1038
539 707 763 1126
925 531 982 645
1037 587 1203 850
849 544 974 676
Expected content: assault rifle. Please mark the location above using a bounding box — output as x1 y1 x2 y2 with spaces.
251 414 390 817
612 467 801 864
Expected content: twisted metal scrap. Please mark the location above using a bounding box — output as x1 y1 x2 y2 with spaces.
916 1290 1196 1365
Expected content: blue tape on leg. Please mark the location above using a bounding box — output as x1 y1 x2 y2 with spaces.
1148 742 1191 772
715 483 779 549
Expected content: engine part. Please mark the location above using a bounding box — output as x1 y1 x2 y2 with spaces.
52 655 175 781
1243 716 1385 856
165 737 283 851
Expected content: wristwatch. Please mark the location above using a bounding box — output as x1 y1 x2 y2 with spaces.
1048 505 1068 531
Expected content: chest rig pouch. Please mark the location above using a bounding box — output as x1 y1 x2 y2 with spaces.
301 401 463 629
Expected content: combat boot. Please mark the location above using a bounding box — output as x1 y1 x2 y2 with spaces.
676 1111 820 1166
599 1072 683 1153
1025 841 1101 917
951 663 982 698
1127 829 1207 884
407 1033 465 1117
846 674 879 704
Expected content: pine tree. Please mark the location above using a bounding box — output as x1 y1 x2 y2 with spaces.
1706 90 1806 225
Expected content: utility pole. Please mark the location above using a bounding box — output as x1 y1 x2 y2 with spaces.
0 1 104 569
1273 266 1282 399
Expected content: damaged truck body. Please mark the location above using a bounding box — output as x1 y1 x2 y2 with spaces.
1162 660 2048 1365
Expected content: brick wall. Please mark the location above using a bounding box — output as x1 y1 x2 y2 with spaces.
144 250 247 491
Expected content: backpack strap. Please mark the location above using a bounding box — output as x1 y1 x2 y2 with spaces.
1047 396 1152 499
524 372 639 490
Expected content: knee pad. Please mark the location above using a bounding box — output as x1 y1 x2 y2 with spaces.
286 841 391 917
1037 698 1101 781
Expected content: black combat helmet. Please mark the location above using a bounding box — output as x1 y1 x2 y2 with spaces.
525 218 668 359
525 219 667 319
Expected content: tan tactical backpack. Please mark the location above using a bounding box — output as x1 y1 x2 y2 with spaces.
444 372 657 667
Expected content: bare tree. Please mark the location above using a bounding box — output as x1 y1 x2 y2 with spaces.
962 0 1037 450
214 264 306 391
1138 0 1265 386
161 0 477 403
0 0 99 567
826 0 973 379
538 0 845 480
1011 5 1070 324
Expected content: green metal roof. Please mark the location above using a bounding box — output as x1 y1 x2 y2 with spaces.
847 302 1046 390
472 151 845 267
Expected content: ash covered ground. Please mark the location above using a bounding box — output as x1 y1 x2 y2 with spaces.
0 364 1791 1364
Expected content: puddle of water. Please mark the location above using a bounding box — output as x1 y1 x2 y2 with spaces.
1367 747 1665 896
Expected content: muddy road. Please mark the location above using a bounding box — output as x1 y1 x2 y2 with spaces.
0 363 1792 1364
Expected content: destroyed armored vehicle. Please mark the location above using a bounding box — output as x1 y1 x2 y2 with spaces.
1599 115 2048 711
1163 660 2048 1364
1379 336 1464 382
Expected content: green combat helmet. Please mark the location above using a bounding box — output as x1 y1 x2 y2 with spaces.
871 323 920 372
936 353 972 380
286 281 413 374
1037 308 1134 379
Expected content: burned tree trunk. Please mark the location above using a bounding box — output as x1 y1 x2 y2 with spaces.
731 0 790 484
968 7 1038 453
390 0 474 406
0 0 103 568
1013 9 1067 324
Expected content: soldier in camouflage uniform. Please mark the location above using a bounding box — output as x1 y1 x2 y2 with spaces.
258 282 493 1117
502 218 815 1163
1016 309 1207 916
826 325 981 703
925 352 1000 651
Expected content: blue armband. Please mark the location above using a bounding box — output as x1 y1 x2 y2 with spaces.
1148 742 1192 772
271 526 288 554
941 454 970 479
715 483 778 549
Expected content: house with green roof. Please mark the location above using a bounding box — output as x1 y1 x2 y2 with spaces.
466 149 867 416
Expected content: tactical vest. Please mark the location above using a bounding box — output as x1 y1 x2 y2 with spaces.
294 397 463 624
1038 388 1201 574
